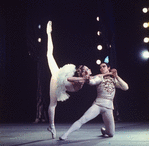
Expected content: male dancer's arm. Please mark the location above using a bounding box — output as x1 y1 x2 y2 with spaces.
115 76 129 90
88 75 102 85
88 72 113 85
111 69 129 91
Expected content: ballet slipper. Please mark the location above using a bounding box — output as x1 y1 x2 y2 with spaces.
47 127 56 139
101 127 106 136
59 136 67 141
59 134 68 141
59 137 66 141
46 21 52 34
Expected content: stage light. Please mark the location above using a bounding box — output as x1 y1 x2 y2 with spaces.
97 45 102 50
96 17 100 21
97 31 101 36
38 24 41 29
96 59 101 65
141 50 149 59
143 37 149 43
143 22 149 28
28 51 31 56
38 38 41 42
142 8 148 13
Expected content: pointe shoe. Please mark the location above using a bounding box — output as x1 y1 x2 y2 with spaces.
47 127 56 139
46 21 52 34
101 127 106 136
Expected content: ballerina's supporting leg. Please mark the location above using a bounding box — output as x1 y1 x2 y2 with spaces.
47 77 58 139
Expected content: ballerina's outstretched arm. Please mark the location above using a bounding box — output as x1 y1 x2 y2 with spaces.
46 21 59 76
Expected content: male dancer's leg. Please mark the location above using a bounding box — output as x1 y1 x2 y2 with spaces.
102 109 115 137
60 104 101 140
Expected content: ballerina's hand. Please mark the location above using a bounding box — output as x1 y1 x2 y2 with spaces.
83 74 91 83
46 21 52 34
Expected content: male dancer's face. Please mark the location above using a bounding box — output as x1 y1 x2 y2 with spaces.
100 63 110 74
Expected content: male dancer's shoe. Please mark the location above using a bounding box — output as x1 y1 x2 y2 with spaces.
59 137 66 141
47 127 56 139
59 134 67 141
101 127 106 136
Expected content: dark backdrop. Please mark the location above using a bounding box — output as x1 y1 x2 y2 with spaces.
0 0 148 123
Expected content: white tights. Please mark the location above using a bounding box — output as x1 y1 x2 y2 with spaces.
61 104 115 139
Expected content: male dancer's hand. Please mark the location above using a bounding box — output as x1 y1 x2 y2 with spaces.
111 69 118 78
83 72 91 83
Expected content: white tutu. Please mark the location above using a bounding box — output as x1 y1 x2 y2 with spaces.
56 64 76 102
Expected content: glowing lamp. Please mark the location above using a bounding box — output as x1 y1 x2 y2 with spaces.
144 37 149 43
142 8 148 13
97 45 102 50
96 59 101 65
38 38 41 42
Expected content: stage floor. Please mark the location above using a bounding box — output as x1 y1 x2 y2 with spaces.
0 122 149 146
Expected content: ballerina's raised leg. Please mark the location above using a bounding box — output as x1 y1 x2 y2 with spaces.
46 21 59 139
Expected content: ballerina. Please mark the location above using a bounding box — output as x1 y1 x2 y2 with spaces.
46 21 92 139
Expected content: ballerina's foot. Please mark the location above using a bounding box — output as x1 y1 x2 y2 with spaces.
47 127 56 139
46 21 52 34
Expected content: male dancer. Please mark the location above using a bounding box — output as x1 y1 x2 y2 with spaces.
59 63 129 139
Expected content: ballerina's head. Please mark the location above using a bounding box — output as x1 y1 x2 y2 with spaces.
76 65 92 77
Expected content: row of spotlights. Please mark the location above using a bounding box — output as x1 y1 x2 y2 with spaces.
96 17 110 65
142 8 149 44
96 17 102 64
142 8 149 61
38 25 41 42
